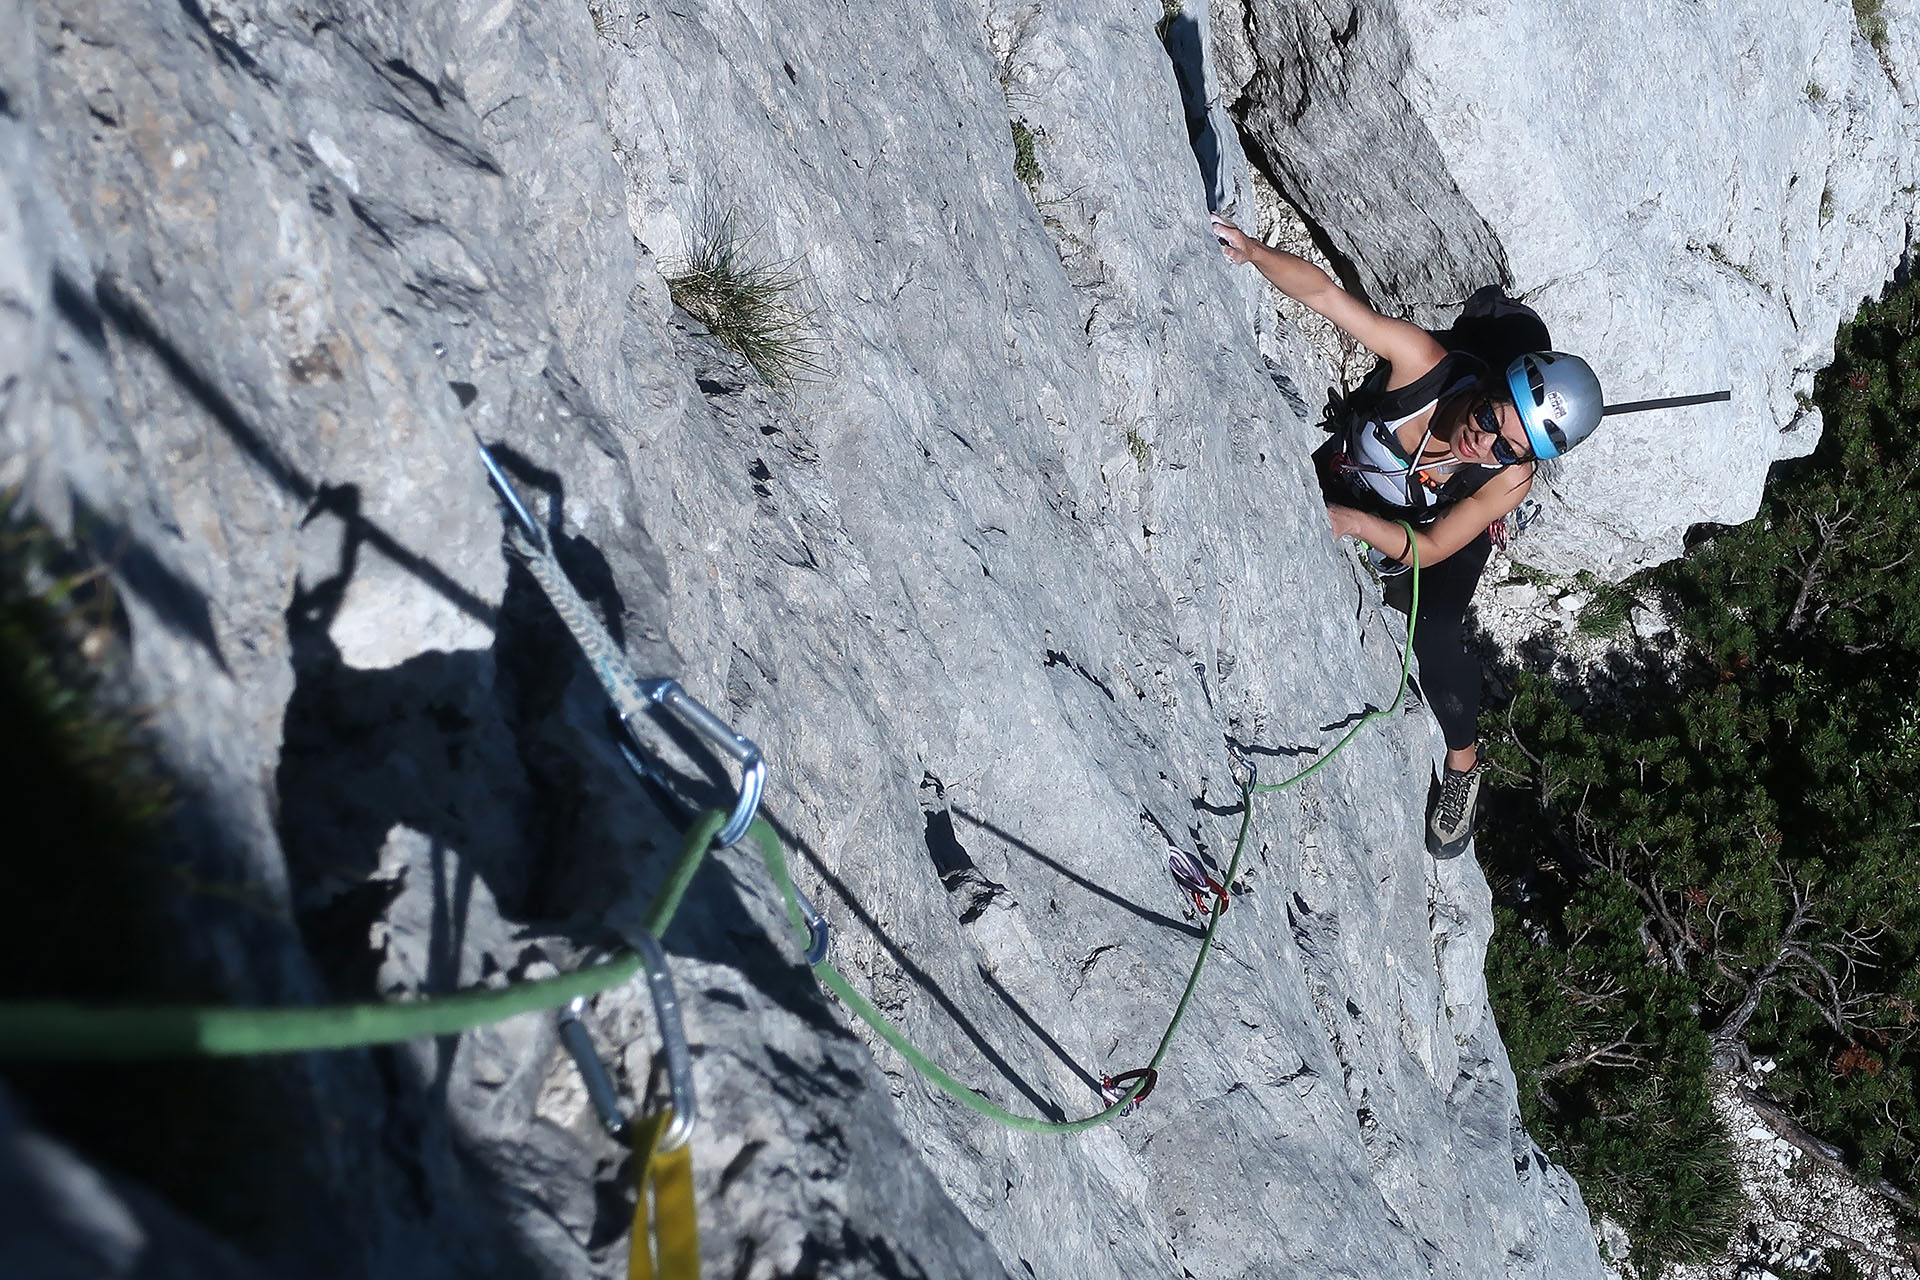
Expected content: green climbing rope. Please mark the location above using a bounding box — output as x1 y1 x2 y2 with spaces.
738 522 1422 1131
0 517 1421 1138
1253 525 1422 793
0 810 727 1061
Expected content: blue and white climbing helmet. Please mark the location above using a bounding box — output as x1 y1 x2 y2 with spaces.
1505 351 1603 460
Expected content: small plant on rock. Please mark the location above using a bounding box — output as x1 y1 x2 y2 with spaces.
1574 570 1638 638
1852 0 1890 53
1010 119 1043 196
1126 429 1152 469
666 210 826 392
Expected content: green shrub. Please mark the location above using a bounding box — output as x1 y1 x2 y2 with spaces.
1483 269 1920 1263
666 211 826 391
1826 1248 1867 1280
1487 874 1742 1269
0 492 170 860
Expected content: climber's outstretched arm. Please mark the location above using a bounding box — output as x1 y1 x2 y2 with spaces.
1213 216 1445 391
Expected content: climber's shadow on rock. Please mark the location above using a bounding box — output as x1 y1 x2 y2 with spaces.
277 481 544 993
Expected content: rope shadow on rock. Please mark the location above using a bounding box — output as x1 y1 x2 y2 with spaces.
757 808 1079 1124
950 805 1204 941
973 964 1103 1105
65 489 229 675
66 268 496 628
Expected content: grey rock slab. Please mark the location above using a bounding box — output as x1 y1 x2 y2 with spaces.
18 0 1828 1275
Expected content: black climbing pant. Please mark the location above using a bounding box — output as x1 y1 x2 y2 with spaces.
1383 529 1491 752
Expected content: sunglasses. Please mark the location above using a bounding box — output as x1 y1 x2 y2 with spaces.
1472 402 1531 467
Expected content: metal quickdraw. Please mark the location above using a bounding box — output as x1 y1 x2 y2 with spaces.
555 933 697 1150
1099 1068 1158 1118
613 683 767 849
1168 848 1230 918
477 437 767 849
555 935 701 1280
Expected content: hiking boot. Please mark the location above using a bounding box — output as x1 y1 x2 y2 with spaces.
1426 762 1483 859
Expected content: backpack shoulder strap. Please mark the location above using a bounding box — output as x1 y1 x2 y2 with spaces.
1366 350 1488 423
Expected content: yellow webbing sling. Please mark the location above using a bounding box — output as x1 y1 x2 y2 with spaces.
628 1110 700 1280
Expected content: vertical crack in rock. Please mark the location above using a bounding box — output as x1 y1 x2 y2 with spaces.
1216 0 1509 314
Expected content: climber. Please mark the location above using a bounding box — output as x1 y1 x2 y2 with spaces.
1211 215 1603 858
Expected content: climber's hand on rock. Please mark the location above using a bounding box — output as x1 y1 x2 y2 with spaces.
1212 216 1253 264
1326 503 1363 541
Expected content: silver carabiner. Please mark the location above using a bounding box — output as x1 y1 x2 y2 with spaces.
631 678 766 849
634 932 697 1151
1226 739 1258 789
554 935 698 1151
787 880 833 967
474 437 546 551
557 995 629 1140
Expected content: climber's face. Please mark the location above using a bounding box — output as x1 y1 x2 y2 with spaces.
1459 400 1532 467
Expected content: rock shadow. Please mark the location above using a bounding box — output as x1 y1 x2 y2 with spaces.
1160 12 1228 211
65 268 496 628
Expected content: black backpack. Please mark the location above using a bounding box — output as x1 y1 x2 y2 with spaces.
1319 286 1552 435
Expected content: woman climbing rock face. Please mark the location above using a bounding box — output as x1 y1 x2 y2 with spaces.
1212 214 1603 858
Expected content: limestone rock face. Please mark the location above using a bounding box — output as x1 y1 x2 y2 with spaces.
2 0 1905 1277
1218 0 1920 573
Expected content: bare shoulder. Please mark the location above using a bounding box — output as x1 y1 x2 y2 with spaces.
1375 324 1450 392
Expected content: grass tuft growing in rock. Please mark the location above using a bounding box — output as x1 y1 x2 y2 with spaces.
1010 119 1043 195
1852 0 1890 53
667 211 826 392
1573 570 1637 638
